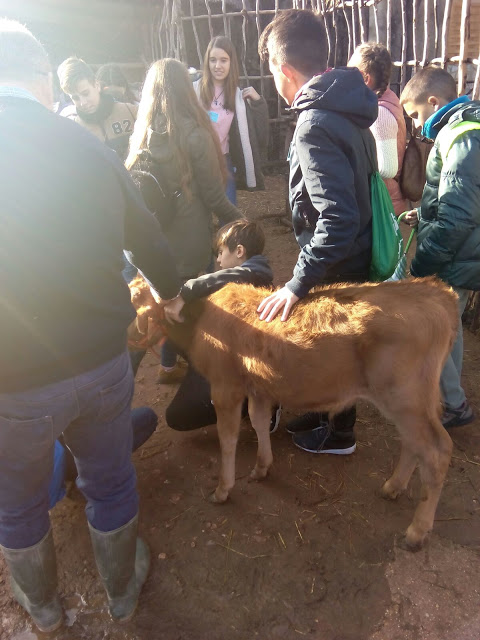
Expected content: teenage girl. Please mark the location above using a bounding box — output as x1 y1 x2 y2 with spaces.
195 36 269 205
125 58 242 383
349 42 408 216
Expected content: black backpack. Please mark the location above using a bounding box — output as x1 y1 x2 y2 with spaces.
129 156 180 230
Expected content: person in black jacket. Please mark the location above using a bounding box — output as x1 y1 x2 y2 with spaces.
257 10 377 455
0 20 180 633
162 221 280 432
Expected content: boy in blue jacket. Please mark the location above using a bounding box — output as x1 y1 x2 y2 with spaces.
401 66 479 429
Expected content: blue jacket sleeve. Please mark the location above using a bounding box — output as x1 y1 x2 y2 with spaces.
286 120 361 298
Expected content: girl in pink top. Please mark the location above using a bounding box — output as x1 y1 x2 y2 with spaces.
194 36 269 205
349 42 408 216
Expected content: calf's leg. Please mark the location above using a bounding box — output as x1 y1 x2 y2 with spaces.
386 408 452 550
209 389 244 504
247 395 274 481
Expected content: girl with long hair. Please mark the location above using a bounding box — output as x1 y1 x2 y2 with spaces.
195 36 269 204
348 42 408 216
126 58 242 383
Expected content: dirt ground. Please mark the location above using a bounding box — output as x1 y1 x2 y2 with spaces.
2 175 480 640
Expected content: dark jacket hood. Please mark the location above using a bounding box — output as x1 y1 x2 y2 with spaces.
291 67 378 129
241 254 273 283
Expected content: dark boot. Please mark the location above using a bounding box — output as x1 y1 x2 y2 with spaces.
0 528 62 633
88 514 150 622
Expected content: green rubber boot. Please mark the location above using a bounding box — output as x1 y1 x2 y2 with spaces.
0 528 62 633
88 514 150 622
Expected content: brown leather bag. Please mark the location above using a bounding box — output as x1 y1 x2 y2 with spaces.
399 124 434 203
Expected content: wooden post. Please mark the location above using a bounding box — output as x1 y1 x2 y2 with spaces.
386 0 391 52
421 0 430 67
373 0 380 43
241 0 250 85
205 0 214 40
221 0 230 38
458 0 472 96
256 0 265 97
344 5 353 59
412 0 418 71
400 0 408 90
473 47 480 99
189 0 204 67
441 0 454 69
358 0 367 43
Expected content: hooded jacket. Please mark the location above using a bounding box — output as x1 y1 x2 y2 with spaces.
285 68 378 298
132 117 242 280
411 99 480 291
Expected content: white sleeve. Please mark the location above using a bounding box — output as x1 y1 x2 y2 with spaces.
370 106 399 179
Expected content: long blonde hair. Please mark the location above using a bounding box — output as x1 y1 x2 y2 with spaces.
199 36 240 112
125 58 226 196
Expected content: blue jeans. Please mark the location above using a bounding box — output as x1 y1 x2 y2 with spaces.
225 154 237 206
440 287 470 409
0 351 138 549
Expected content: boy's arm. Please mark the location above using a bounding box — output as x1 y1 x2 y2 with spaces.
285 120 361 299
117 161 181 300
180 265 269 303
411 135 480 277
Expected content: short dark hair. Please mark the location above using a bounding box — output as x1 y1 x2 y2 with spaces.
258 9 327 77
216 221 265 259
57 57 96 95
400 66 457 106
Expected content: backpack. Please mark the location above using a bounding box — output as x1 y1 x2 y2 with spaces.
399 124 434 202
129 154 181 230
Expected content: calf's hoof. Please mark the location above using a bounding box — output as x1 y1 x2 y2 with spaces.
208 489 229 504
403 523 428 552
379 480 404 501
248 466 269 482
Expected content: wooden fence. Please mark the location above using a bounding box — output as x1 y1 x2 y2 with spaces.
147 0 480 331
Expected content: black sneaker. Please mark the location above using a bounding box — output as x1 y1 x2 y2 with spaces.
442 401 475 429
292 424 356 455
286 412 329 434
270 406 282 433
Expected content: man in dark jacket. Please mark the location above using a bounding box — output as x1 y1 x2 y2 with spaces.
257 10 377 455
401 66 480 429
0 20 180 633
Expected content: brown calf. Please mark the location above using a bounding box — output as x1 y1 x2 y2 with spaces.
130 276 458 550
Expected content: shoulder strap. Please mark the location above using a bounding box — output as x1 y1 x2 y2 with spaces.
360 129 379 176
438 120 480 159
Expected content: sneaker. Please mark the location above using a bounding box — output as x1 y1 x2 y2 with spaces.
270 406 282 433
286 412 329 434
442 401 474 429
157 365 187 384
292 424 356 455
